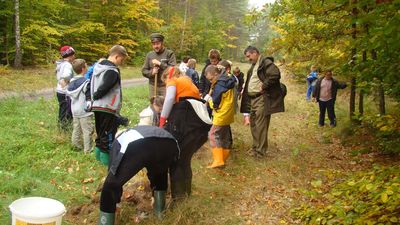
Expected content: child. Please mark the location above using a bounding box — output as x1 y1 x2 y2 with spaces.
186 58 200 87
66 59 94 153
312 69 347 127
204 63 236 168
138 96 164 126
306 65 318 101
98 126 180 224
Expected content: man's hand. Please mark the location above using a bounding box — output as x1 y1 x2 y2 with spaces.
151 67 159 76
152 59 161 66
312 97 317 103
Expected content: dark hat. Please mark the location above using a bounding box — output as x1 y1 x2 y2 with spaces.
150 33 164 43
60 46 75 58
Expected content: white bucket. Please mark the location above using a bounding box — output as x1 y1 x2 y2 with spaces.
9 197 66 225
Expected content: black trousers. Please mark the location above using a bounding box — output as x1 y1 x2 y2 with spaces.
318 99 336 126
164 100 211 199
94 111 118 153
100 138 178 213
56 92 72 130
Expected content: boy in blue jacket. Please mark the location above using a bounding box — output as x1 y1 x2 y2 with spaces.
306 65 318 101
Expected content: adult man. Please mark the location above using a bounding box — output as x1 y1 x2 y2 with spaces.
241 46 285 158
55 45 75 131
142 33 176 97
91 45 128 165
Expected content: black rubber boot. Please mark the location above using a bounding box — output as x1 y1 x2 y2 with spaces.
170 180 187 200
185 178 192 196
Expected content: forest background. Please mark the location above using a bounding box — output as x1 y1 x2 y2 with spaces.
0 0 399 224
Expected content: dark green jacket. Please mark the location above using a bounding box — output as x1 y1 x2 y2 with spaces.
240 56 286 116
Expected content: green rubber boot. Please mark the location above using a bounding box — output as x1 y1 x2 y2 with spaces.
99 151 110 166
98 211 115 225
154 190 166 219
95 146 101 161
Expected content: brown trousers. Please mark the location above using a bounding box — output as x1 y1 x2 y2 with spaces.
149 84 166 98
250 95 271 155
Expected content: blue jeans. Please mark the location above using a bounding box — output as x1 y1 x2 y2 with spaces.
306 82 314 100
318 99 336 126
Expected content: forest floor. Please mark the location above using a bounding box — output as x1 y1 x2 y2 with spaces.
62 68 399 225
1 66 398 225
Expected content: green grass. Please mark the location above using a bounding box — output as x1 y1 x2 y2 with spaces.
0 66 143 93
0 85 148 224
0 62 250 94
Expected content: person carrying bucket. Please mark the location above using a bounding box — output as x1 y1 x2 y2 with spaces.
98 126 180 225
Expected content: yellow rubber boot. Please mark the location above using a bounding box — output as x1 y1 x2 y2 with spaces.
222 149 230 161
207 148 225 168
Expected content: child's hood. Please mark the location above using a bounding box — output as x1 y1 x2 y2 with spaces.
92 60 118 77
66 76 87 98
216 72 236 90
55 60 67 72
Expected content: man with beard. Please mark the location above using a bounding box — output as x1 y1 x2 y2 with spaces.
142 33 176 97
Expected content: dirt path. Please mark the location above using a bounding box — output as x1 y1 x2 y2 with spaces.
65 68 369 225
0 78 147 101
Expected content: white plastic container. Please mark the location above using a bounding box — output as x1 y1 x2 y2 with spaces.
9 197 66 225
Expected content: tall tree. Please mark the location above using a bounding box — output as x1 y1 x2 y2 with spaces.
13 0 22 68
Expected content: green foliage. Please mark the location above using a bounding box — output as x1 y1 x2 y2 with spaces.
361 113 400 154
268 0 400 101
293 166 400 224
1 0 250 66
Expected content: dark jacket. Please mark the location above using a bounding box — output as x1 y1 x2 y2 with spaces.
109 126 179 175
199 59 212 96
240 56 285 116
142 48 176 87
234 71 245 93
186 68 199 88
312 77 347 102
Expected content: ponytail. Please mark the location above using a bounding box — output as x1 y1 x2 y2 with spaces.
205 64 225 75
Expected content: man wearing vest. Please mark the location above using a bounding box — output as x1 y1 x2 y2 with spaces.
241 46 286 158
91 45 128 165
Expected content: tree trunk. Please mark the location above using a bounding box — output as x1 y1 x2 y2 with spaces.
378 82 385 115
180 0 189 52
358 50 367 116
14 0 22 68
4 16 9 65
350 77 356 120
358 91 364 116
349 1 357 121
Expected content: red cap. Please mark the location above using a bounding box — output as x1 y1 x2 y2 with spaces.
60 46 75 58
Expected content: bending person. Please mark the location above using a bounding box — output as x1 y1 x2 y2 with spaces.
98 126 180 225
159 66 212 200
